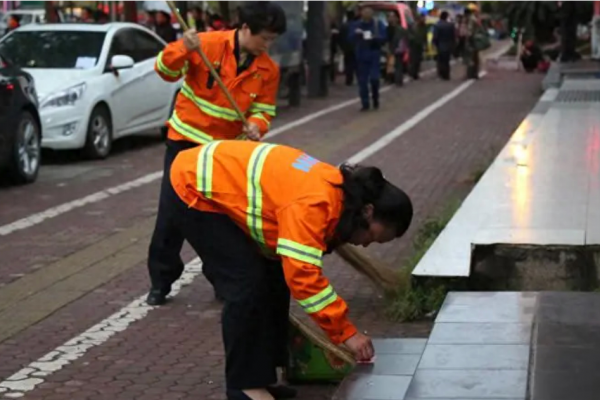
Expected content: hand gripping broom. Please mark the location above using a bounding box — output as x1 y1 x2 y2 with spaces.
165 1 401 365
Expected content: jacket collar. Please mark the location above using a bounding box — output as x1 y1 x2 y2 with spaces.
224 29 272 71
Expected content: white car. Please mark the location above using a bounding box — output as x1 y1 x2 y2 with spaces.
0 23 181 159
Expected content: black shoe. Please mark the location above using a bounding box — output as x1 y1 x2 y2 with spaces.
146 288 169 306
267 385 297 399
226 389 252 400
373 101 379 110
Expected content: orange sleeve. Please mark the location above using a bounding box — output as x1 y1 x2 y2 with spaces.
154 37 193 82
276 199 358 345
247 66 280 136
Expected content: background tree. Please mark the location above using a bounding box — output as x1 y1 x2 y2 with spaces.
505 1 559 43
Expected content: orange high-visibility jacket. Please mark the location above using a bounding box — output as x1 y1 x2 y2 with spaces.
155 30 280 144
171 140 358 345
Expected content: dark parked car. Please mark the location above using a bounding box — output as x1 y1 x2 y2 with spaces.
0 51 41 184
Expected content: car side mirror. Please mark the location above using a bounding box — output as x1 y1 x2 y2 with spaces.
110 55 134 71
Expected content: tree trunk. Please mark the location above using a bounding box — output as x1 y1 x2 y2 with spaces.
306 1 327 98
124 1 137 23
559 1 578 61
45 1 57 23
219 1 231 24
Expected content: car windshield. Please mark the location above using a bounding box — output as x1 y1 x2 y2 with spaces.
0 30 105 69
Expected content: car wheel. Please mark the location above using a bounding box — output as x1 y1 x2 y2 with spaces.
83 105 112 159
9 110 41 185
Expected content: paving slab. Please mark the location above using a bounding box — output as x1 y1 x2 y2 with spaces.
405 369 527 399
428 322 532 345
530 292 600 400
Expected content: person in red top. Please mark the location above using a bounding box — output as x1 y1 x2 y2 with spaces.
146 2 286 307
167 140 413 400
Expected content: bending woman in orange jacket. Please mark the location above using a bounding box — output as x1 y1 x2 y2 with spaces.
166 140 413 400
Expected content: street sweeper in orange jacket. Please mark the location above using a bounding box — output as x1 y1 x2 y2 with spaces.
165 140 413 400
146 2 286 307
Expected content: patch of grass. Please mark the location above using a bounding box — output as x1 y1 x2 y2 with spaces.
470 167 486 185
386 200 462 322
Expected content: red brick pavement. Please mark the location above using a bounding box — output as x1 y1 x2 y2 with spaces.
0 79 403 226
0 65 443 287
1 69 543 400
0 65 450 387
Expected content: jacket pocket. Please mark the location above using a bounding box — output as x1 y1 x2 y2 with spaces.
237 78 263 112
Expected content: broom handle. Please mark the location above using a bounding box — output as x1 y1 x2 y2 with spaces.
166 1 249 127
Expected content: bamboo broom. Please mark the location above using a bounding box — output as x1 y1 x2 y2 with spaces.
165 1 400 364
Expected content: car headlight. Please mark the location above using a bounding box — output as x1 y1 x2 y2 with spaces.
40 83 86 109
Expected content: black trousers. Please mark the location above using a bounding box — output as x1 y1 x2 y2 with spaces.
343 50 356 85
163 178 291 389
436 51 451 80
147 139 199 293
409 45 423 79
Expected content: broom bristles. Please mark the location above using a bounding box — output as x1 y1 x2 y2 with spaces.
335 244 402 293
287 246 400 368
289 313 356 366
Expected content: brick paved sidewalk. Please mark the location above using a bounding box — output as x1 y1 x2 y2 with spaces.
0 68 543 400
0 59 457 388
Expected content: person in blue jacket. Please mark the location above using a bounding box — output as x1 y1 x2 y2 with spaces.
348 5 387 111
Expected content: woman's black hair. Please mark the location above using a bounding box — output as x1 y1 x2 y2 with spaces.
237 1 287 35
335 163 413 243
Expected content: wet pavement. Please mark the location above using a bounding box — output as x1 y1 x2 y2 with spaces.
0 44 544 400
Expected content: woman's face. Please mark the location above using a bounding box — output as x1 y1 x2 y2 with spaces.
348 205 397 247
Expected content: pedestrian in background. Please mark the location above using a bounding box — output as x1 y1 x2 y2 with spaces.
386 11 408 86
339 10 357 86
146 2 286 309
190 6 206 32
461 7 483 79
5 15 20 35
155 10 177 43
80 7 95 23
348 5 387 111
432 11 456 80
408 14 427 80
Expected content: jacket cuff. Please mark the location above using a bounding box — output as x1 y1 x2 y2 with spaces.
329 320 358 345
173 39 193 57
248 115 269 135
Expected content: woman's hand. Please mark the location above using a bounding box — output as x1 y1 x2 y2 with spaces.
344 331 375 362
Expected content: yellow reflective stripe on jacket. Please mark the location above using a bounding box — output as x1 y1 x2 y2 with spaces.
169 111 214 144
249 102 276 117
297 285 338 314
277 238 323 267
181 82 240 122
250 113 271 128
246 143 277 252
156 51 181 78
196 141 221 198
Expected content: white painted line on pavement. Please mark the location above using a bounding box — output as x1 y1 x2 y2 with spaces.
346 71 488 164
0 172 163 237
264 63 446 140
0 258 203 398
0 65 439 238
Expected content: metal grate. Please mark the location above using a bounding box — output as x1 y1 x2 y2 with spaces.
555 90 600 103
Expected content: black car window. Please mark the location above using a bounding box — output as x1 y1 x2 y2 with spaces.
131 29 164 62
0 30 105 69
107 28 137 62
